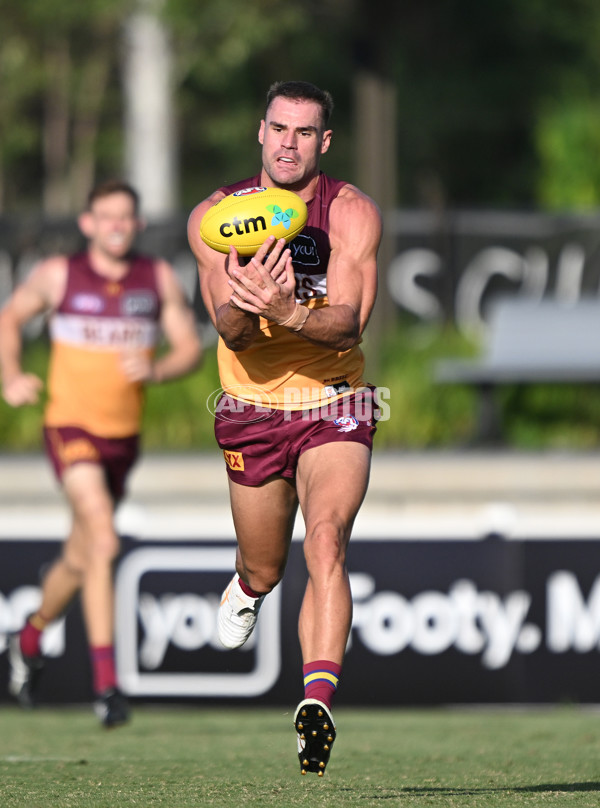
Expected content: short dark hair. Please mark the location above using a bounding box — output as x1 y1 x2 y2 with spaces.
86 180 140 213
265 81 334 129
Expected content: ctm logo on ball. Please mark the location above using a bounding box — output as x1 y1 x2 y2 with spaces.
200 186 308 256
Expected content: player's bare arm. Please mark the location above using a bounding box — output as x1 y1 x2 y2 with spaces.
0 257 67 406
188 197 292 352
120 259 202 384
299 186 380 349
299 185 382 351
226 185 381 351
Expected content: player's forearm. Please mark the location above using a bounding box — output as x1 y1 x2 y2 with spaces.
284 303 360 352
0 313 24 386
215 302 261 352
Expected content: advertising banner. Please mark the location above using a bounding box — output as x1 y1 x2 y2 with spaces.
1 536 600 705
385 210 600 333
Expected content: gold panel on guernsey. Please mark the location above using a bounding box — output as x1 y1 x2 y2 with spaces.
217 339 365 410
217 298 366 410
44 342 147 438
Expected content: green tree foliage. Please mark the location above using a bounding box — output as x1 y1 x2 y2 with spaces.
531 0 600 210
161 0 354 204
360 0 600 209
536 98 600 210
1 0 600 212
0 0 136 213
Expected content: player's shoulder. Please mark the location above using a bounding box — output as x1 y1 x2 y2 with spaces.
10 254 69 311
150 255 187 302
330 183 383 232
188 189 227 230
36 253 69 271
152 255 175 279
332 182 381 216
26 254 69 286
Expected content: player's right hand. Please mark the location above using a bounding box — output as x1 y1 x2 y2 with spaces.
1 372 44 407
119 350 153 383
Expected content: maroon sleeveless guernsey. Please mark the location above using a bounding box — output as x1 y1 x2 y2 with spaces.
45 252 161 437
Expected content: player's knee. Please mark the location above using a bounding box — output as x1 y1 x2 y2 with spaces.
304 519 347 573
61 550 86 578
87 533 121 565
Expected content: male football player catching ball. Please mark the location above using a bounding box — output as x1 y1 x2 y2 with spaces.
188 80 382 774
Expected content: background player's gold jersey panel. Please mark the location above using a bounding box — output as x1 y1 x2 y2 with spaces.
217 298 365 410
45 341 148 437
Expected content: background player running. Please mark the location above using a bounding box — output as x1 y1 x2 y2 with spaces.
0 180 202 727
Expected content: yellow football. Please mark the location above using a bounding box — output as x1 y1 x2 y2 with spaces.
199 186 308 256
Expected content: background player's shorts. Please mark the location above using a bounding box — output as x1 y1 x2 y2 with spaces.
43 426 139 502
214 386 379 486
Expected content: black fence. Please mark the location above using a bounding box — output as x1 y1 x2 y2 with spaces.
3 209 600 335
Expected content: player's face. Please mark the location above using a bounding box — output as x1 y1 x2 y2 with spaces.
259 97 332 191
79 192 141 259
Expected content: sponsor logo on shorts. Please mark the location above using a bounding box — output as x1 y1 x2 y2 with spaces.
333 415 359 432
224 450 244 471
58 438 100 465
323 381 352 398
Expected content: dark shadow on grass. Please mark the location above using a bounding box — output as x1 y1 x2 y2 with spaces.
337 782 600 799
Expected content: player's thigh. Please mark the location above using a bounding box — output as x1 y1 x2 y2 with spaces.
228 475 298 569
296 441 372 537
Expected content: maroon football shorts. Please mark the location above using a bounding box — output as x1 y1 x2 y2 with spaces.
214 386 379 486
43 426 139 502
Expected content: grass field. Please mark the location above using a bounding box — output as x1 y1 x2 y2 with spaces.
1 705 599 807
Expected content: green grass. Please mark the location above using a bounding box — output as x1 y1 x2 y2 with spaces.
1 706 600 807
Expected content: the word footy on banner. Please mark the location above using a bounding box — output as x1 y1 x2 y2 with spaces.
2 538 600 704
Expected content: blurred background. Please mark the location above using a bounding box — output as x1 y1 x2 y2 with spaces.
3 0 600 449
2 0 600 706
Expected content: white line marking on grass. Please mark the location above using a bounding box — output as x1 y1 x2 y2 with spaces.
1 756 118 763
